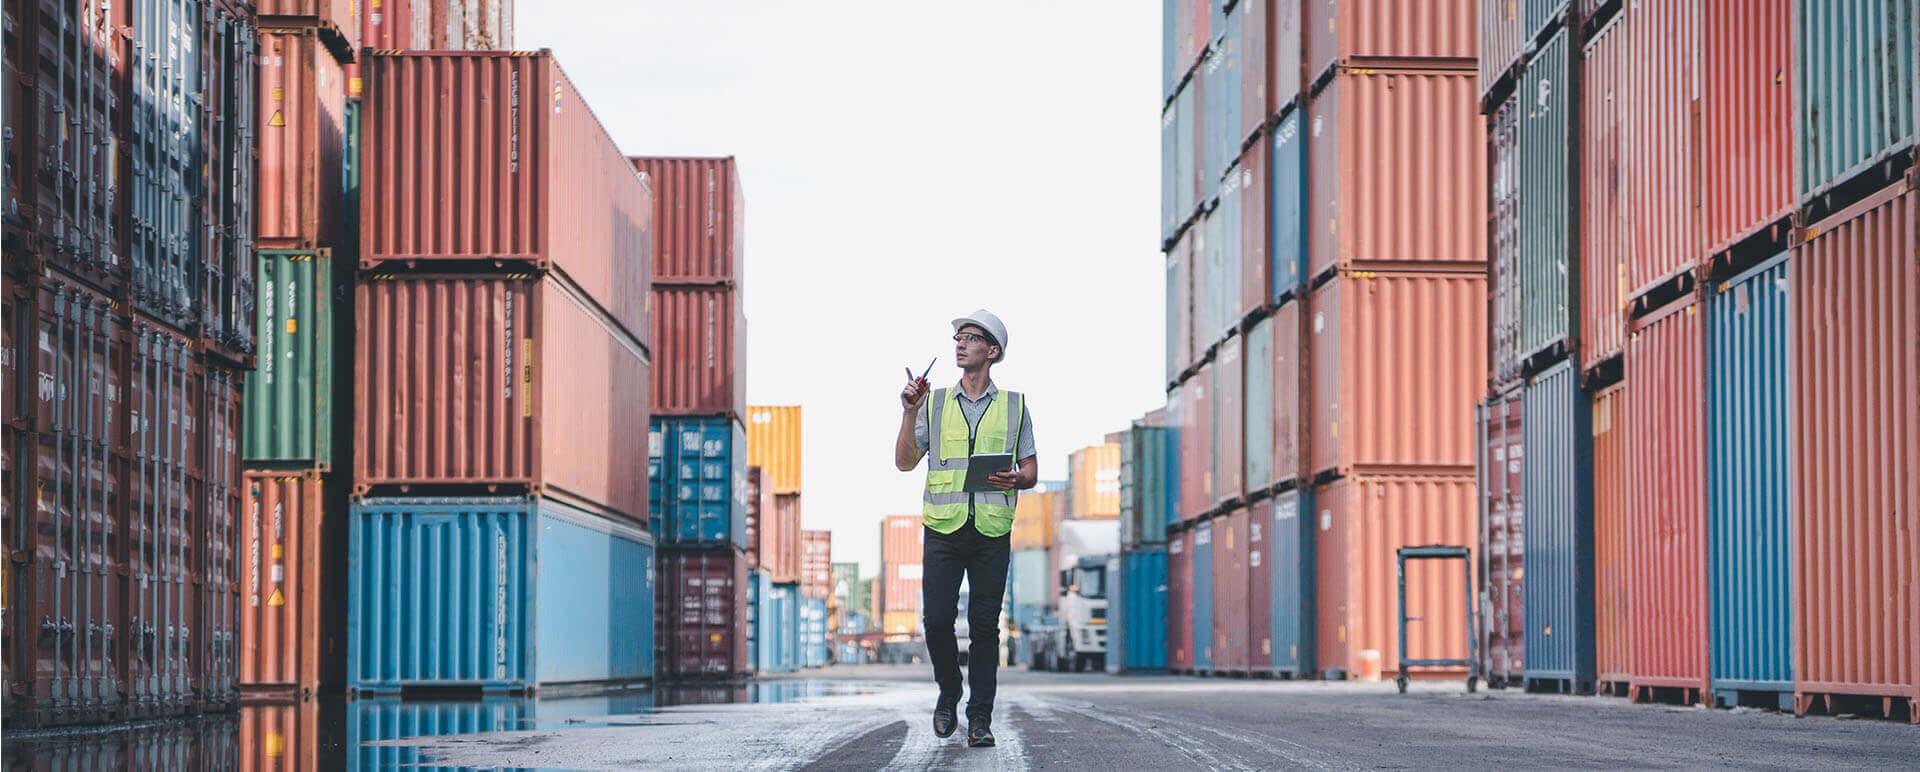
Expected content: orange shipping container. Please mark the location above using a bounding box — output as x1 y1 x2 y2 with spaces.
1591 381 1631 686
1068 444 1121 518
747 405 802 494
1012 490 1061 551
1308 271 1485 477
256 28 346 251
239 471 331 696
762 492 802 584
1580 18 1628 370
239 700 330 771
882 610 919 636
1314 475 1477 678
880 515 924 614
1305 0 1477 83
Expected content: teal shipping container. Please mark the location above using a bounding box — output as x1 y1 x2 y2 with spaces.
348 496 657 692
767 582 800 673
650 416 750 548
1192 519 1215 671
244 249 336 465
1269 108 1308 299
1518 28 1573 362
801 597 829 668
1705 253 1794 708
1244 315 1274 492
1110 548 1169 673
1795 0 1917 204
1267 489 1316 676
1121 424 1177 548
1521 361 1596 690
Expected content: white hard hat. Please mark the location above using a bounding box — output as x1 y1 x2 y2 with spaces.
951 309 1009 362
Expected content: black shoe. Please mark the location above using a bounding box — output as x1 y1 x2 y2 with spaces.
966 718 995 747
933 703 958 738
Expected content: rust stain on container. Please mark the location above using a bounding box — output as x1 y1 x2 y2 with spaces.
238 470 327 696
256 28 346 251
652 285 747 418
1624 296 1709 696
1592 381 1632 684
746 405 802 494
1307 70 1485 279
1792 182 1918 712
1316 475 1477 678
360 52 654 345
1305 0 1477 82
353 273 650 524
1700 0 1791 256
630 157 746 284
1580 20 1628 370
1309 271 1486 478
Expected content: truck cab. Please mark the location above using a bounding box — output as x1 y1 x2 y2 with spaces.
1042 555 1110 671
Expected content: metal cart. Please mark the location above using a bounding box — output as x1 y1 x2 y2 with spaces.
1396 545 1479 694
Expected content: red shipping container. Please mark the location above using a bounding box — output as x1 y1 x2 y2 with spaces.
745 467 768 562
1479 389 1525 686
347 0 422 99
879 515 924 613
1270 298 1305 485
1213 507 1252 674
1239 0 1271 145
360 52 654 345
1792 182 1919 717
1213 337 1245 509
1271 0 1305 112
1305 0 1477 84
1248 496 1277 674
1592 381 1632 686
657 548 751 678
1315 475 1477 679
630 157 747 284
257 28 347 252
1620 0 1702 301
1307 70 1486 280
352 273 650 524
1623 295 1709 700
256 0 359 55
1581 18 1628 370
238 470 328 696
1308 271 1486 478
125 315 207 720
1238 140 1270 320
763 492 801 585
1700 0 1791 258
1180 361 1215 519
802 529 833 599
1173 227 1197 379
652 285 747 418
1169 529 1194 672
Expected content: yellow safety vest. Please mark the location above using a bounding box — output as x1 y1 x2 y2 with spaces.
923 386 1024 537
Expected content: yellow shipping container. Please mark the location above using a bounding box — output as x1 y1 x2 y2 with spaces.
1068 444 1121 519
1012 490 1061 551
883 610 919 636
747 405 803 494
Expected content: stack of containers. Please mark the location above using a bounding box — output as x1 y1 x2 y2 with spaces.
745 405 803 670
348 50 658 693
1011 487 1063 651
3 0 255 728
1067 443 1123 518
877 515 925 636
1114 409 1176 672
634 157 752 680
801 530 833 599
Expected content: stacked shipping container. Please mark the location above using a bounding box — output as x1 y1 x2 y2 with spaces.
744 406 804 671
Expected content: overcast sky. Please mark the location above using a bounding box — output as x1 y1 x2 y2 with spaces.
517 1 1163 575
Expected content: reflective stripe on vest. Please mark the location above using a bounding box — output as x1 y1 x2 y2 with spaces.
923 386 1023 536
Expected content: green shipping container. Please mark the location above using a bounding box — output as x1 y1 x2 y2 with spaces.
244 249 335 465
1795 0 1917 202
1518 28 1572 362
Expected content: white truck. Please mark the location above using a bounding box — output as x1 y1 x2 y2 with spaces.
1031 520 1118 672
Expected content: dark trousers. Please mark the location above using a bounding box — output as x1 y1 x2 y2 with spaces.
922 521 1011 719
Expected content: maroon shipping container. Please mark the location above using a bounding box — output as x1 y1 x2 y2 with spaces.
1581 19 1628 371
657 548 751 678
1179 361 1215 520
1305 0 1477 84
1239 141 1271 321
745 467 767 563
1172 227 1197 380
1270 299 1304 485
1271 0 1305 113
1792 181 1919 717
352 273 650 524
200 360 244 709
629 157 746 284
360 52 654 345
1479 389 1525 687
256 28 346 252
1620 0 1702 301
1248 496 1277 674
1213 338 1245 509
1212 507 1252 674
1307 70 1485 280
1700 0 1791 258
256 0 359 55
1239 0 1271 145
1169 529 1194 672
1623 295 1709 701
652 285 747 418
802 529 833 600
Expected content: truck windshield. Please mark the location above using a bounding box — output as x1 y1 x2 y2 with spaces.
1075 567 1107 600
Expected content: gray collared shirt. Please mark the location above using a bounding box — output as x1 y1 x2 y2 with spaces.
914 380 1037 462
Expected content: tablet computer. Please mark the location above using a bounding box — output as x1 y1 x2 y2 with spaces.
962 453 1016 492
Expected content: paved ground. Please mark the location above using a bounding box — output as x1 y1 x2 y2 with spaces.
379 664 1920 770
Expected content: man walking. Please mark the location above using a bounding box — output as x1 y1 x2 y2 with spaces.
895 309 1038 748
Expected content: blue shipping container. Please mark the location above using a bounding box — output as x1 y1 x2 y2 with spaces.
1521 361 1596 688
766 582 800 673
1192 519 1216 671
649 416 750 548
1705 253 1793 705
1112 548 1169 673
1269 109 1307 298
802 598 830 668
1268 489 1316 676
348 496 656 692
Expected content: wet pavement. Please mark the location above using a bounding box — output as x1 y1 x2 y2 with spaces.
5 664 1917 769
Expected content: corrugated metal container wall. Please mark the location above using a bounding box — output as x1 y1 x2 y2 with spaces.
1239 142 1270 321
257 0 358 50
1213 175 1244 341
1792 183 1918 711
1270 109 1308 297
802 530 833 599
1480 0 1525 99
657 548 750 678
1239 0 1269 145
1169 530 1193 670
771 493 802 582
17 0 125 298
1527 0 1569 43
351 700 528 771
1244 317 1275 492
1213 340 1244 508
654 416 749 548
1212 508 1251 673
1622 0 1702 300
354 275 651 524
1163 100 1182 245
1706 253 1793 701
1266 490 1317 675
1116 548 1170 672
240 701 330 771
1270 300 1304 485
1307 71 1485 280
206 365 246 709
534 501 656 685
880 515 924 613
1121 426 1176 547
1175 84 1199 234
257 29 345 252
745 405 801 494
745 467 766 559
1794 0 1918 203
1068 444 1122 519
1701 0 1792 256
1521 362 1596 687
1013 490 1061 551
1315 476 1477 678
1491 93 1523 386
1624 296 1709 696
239 471 329 696
1271 0 1304 112
1581 18 1628 370
1591 382 1631 684
360 52 654 343
1174 228 1196 379
652 285 748 418
125 318 206 720
1478 391 1526 686
1304 0 1477 82
1163 0 1179 101
1518 29 1572 362
629 157 746 283
1309 272 1486 477
1209 13 1243 183
1191 520 1216 670
1181 363 1215 519
245 250 335 465
1248 496 1277 675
